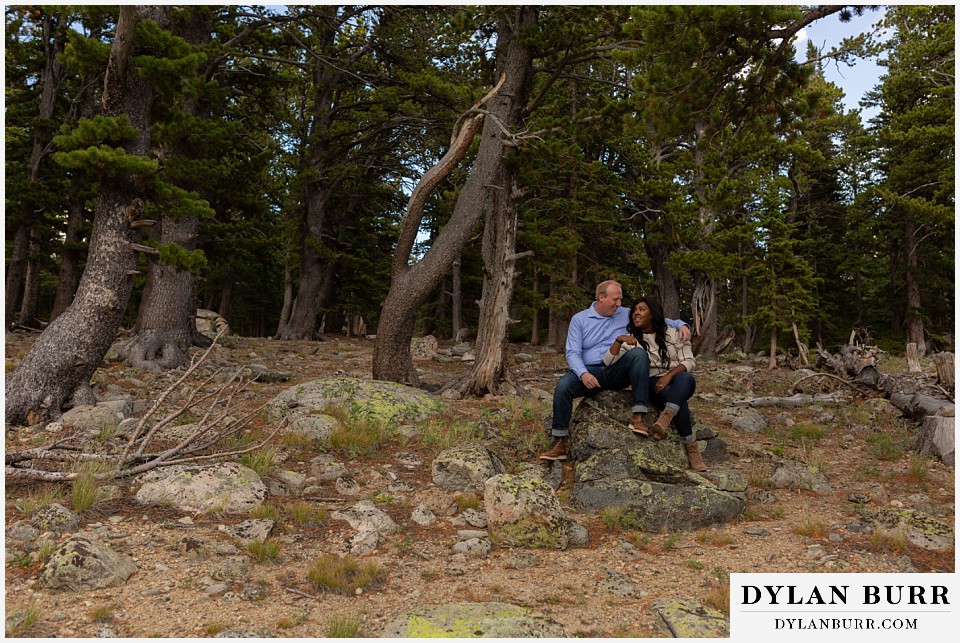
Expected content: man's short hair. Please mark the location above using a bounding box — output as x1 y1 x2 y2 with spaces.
596 280 621 299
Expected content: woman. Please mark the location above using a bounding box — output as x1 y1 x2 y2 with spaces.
603 297 706 472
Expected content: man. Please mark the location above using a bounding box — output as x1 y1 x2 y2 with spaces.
539 280 691 461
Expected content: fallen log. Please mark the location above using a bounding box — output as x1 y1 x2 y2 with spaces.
889 392 955 420
730 394 848 408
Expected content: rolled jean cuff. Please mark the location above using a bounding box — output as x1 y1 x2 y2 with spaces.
551 430 569 438
631 404 648 414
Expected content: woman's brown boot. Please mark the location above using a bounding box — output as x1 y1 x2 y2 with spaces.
651 407 676 440
684 440 707 472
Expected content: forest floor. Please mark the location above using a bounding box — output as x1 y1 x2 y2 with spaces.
3 330 956 638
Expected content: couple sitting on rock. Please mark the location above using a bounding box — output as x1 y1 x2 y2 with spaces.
539 280 706 472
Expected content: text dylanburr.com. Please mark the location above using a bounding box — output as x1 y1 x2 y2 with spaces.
730 573 958 640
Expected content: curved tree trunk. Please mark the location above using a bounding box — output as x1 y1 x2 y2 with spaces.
373 9 533 384
5 6 164 424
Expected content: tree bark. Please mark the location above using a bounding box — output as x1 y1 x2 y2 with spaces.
5 6 165 424
906 342 922 374
903 220 926 355
17 229 43 329
932 352 954 390
451 256 464 342
6 11 68 329
49 185 89 321
5 223 30 328
768 327 778 369
372 17 525 384
116 9 214 369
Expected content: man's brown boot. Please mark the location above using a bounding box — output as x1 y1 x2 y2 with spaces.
684 440 707 472
539 437 568 461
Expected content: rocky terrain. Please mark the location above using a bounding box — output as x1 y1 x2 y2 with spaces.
4 328 955 638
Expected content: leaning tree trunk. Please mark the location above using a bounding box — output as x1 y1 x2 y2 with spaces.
5 6 163 424
372 21 524 384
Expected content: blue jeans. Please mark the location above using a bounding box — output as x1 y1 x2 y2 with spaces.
551 348 650 437
650 371 697 438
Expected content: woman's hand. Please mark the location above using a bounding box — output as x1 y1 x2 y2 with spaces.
618 334 637 346
655 374 673 393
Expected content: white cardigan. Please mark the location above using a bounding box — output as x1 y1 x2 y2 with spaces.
603 326 696 376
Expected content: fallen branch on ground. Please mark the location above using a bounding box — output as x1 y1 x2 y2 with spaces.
5 327 284 483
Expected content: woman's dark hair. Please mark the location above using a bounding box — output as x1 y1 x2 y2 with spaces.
627 297 670 365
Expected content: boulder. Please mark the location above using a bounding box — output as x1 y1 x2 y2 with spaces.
411 335 440 359
332 500 398 535
569 390 744 532
432 443 506 494
769 460 833 494
40 536 137 591
651 598 728 638
59 405 119 435
267 377 446 426
34 503 80 534
221 519 275 544
863 508 954 552
718 407 768 434
379 602 564 638
286 413 338 442
484 474 570 549
196 308 230 339
308 454 349 481
135 462 267 514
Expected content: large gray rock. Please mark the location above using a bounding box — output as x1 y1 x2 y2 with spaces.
484 474 570 549
863 508 954 552
769 460 833 494
569 390 744 532
432 443 506 493
135 462 267 514
379 602 564 638
332 500 398 535
40 536 137 591
718 407 768 433
411 335 440 359
59 405 120 435
285 412 338 442
267 377 446 426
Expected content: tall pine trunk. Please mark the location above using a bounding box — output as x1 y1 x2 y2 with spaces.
6 6 165 424
904 220 926 355
372 9 534 384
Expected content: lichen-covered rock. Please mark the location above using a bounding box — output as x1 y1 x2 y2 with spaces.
769 460 833 494
651 598 728 638
432 443 506 493
221 519 275 544
285 412 337 442
379 602 564 638
332 500 398 535
718 407 768 434
135 463 266 514
484 474 569 549
267 377 446 426
195 308 230 339
59 404 120 435
864 508 954 551
568 391 744 531
411 335 439 359
40 536 137 591
308 454 349 481
413 487 459 517
33 503 80 534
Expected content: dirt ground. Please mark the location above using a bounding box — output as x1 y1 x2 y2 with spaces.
3 331 955 638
